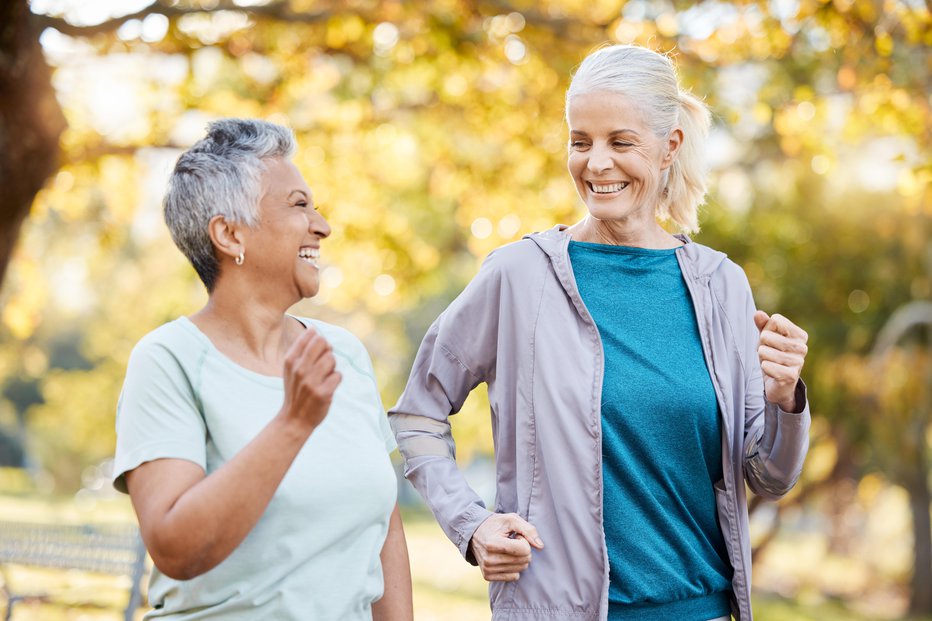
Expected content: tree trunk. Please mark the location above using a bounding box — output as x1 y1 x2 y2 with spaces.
0 1 66 288
907 448 932 616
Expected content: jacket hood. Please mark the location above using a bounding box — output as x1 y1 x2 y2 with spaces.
524 225 728 280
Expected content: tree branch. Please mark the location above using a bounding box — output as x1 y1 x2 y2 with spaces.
29 0 336 38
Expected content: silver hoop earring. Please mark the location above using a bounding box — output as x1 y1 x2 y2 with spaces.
235 251 244 266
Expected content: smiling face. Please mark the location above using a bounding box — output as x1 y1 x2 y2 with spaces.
243 157 331 301
567 91 680 229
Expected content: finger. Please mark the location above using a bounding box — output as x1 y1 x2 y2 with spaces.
757 345 805 368
484 572 521 582
320 371 342 395
767 313 808 341
760 361 801 383
486 536 532 557
482 559 530 574
758 331 808 355
300 334 333 368
314 351 338 378
288 325 320 356
504 515 545 549
753 310 770 332
482 551 531 566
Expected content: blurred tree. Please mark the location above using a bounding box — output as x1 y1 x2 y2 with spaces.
0 0 929 610
0 2 66 288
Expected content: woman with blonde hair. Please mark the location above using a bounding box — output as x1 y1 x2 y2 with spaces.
389 45 810 621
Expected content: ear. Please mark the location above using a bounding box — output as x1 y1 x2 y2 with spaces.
207 215 245 262
660 127 684 171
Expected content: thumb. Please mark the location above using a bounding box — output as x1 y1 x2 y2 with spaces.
506 514 544 549
753 310 770 333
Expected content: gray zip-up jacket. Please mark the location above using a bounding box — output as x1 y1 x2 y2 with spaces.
389 226 810 621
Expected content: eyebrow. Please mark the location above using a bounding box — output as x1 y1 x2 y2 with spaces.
288 190 310 200
570 129 641 138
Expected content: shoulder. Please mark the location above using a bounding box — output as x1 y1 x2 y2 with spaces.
480 238 549 281
128 318 204 367
713 258 752 290
680 239 752 295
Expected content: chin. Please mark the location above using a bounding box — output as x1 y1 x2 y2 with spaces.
584 194 657 221
584 203 634 221
294 280 320 301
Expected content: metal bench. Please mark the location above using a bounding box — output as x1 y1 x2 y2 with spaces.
0 520 147 621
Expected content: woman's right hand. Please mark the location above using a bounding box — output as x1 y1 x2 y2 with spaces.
281 326 342 430
469 513 544 582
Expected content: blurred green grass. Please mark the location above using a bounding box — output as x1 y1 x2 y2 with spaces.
0 495 928 621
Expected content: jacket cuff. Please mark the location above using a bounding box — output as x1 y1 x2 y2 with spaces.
457 503 495 564
769 379 808 415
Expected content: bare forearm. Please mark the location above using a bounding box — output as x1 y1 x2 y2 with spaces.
131 413 314 579
372 505 413 621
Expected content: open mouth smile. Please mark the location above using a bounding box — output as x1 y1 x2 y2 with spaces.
298 246 320 268
587 181 629 194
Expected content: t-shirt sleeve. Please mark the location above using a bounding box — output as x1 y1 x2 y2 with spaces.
351 333 397 455
113 338 207 493
378 405 397 455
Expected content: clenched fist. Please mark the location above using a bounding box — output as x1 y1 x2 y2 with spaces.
754 311 808 413
469 513 544 582
281 326 342 431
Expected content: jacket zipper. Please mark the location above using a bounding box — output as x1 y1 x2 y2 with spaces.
675 249 751 621
552 236 612 620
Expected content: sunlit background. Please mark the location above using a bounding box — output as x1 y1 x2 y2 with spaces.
0 0 929 619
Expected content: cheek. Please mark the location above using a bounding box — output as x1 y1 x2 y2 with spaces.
567 154 584 180
631 148 663 186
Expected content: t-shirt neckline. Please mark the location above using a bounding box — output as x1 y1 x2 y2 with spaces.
176 315 311 387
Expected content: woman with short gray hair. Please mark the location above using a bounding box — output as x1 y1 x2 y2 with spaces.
113 118 412 620
390 44 810 620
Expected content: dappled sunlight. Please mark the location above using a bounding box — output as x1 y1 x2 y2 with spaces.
1 0 929 618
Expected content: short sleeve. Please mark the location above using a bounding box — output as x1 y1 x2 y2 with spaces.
113 338 207 493
355 337 397 455
378 407 397 454
352 336 398 453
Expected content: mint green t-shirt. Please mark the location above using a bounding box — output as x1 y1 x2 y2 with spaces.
113 316 398 621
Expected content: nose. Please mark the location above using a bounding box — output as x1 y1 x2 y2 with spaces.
309 209 331 239
586 144 613 174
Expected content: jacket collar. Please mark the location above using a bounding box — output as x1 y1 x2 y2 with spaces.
524 224 728 280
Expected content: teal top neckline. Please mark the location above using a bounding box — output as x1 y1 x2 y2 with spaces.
568 240 680 256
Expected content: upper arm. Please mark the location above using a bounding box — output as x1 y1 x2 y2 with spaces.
392 252 505 420
125 458 205 547
114 339 207 493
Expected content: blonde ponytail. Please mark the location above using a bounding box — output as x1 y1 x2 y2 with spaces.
659 91 710 234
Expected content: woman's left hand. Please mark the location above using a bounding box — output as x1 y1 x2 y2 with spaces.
754 311 808 413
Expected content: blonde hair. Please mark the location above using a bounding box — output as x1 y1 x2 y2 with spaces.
566 45 711 234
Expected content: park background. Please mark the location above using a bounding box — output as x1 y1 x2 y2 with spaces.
0 0 929 619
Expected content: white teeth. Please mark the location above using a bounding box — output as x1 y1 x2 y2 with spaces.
589 182 628 193
298 247 320 267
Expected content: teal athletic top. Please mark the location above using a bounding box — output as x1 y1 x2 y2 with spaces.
569 240 733 621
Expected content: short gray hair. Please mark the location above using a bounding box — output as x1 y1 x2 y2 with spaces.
164 118 296 290
566 45 711 234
